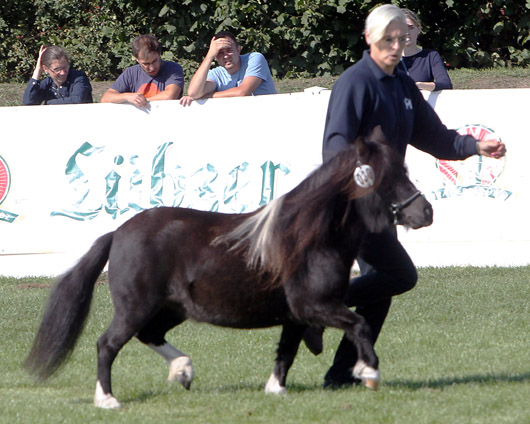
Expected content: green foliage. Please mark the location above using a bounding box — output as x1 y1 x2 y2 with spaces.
1 0 529 83
0 0 157 82
396 0 530 68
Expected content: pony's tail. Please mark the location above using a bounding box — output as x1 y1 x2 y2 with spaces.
24 232 114 381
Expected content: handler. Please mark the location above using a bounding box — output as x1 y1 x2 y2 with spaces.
319 4 506 389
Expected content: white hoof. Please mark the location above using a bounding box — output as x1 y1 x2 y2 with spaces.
264 373 287 395
94 380 122 409
353 360 381 391
168 356 194 390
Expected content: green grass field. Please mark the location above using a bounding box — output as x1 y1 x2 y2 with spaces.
1 266 528 423
1 66 529 422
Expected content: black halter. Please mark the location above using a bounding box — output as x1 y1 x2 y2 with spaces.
390 191 422 225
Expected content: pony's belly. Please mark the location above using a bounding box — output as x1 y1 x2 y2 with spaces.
186 284 291 329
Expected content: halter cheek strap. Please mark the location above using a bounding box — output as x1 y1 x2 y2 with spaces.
390 191 422 225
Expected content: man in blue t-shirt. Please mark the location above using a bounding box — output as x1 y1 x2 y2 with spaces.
180 31 276 106
101 35 184 109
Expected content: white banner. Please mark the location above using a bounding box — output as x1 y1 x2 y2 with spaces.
1 88 529 276
400 89 530 267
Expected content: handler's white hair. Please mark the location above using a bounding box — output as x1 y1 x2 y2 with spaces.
365 4 407 45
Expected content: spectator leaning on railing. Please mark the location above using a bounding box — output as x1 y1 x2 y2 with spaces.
23 45 93 105
400 8 452 91
180 31 276 106
101 34 184 109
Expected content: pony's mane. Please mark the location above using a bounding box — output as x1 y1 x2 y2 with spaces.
215 138 394 285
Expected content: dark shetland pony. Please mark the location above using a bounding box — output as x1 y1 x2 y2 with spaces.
24 127 433 408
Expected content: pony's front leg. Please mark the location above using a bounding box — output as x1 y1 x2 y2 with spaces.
286 282 380 389
353 358 381 390
264 324 304 395
342 313 380 390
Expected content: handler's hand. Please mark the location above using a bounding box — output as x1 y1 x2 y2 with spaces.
477 139 506 158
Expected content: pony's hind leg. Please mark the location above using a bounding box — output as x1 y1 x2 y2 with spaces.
148 343 194 389
264 324 305 395
95 317 139 409
136 304 194 390
94 291 167 408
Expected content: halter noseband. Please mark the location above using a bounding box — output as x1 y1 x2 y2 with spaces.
390 191 422 225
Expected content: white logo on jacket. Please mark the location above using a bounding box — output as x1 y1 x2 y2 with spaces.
404 98 413 110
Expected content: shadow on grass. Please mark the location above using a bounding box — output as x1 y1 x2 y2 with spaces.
118 372 530 406
384 372 530 390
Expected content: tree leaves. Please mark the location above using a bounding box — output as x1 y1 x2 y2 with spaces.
1 0 529 83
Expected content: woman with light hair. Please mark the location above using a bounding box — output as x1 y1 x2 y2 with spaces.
401 8 452 91
23 45 93 105
314 3 505 389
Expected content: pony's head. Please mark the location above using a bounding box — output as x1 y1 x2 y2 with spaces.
347 126 433 232
217 126 432 286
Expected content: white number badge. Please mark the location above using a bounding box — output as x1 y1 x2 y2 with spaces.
353 163 375 188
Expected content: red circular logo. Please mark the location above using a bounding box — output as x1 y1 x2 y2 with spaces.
0 155 11 205
436 124 505 187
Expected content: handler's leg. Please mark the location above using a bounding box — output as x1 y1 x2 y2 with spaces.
323 227 417 389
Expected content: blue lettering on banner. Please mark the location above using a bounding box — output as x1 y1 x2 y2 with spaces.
51 142 291 221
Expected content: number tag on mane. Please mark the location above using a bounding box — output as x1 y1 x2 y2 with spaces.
354 163 375 188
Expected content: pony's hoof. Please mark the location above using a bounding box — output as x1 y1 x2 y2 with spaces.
94 381 122 409
264 373 287 395
168 356 194 390
352 360 381 391
94 396 122 409
363 377 380 391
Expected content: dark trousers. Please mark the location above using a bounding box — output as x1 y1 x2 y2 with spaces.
326 226 417 382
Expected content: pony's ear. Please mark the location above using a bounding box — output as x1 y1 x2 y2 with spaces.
368 125 386 144
354 132 369 158
355 125 386 158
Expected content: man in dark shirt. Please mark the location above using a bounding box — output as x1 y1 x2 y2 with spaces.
23 45 93 105
101 35 184 109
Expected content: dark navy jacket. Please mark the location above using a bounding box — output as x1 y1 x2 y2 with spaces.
23 69 93 105
402 49 452 91
323 50 475 163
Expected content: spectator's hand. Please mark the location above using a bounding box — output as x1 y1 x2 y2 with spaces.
126 93 149 109
415 81 435 91
206 36 232 60
477 139 506 158
32 45 47 80
179 95 194 107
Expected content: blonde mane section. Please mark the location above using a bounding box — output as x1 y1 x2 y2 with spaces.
213 197 285 270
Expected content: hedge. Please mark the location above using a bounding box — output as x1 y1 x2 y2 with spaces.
1 0 529 83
